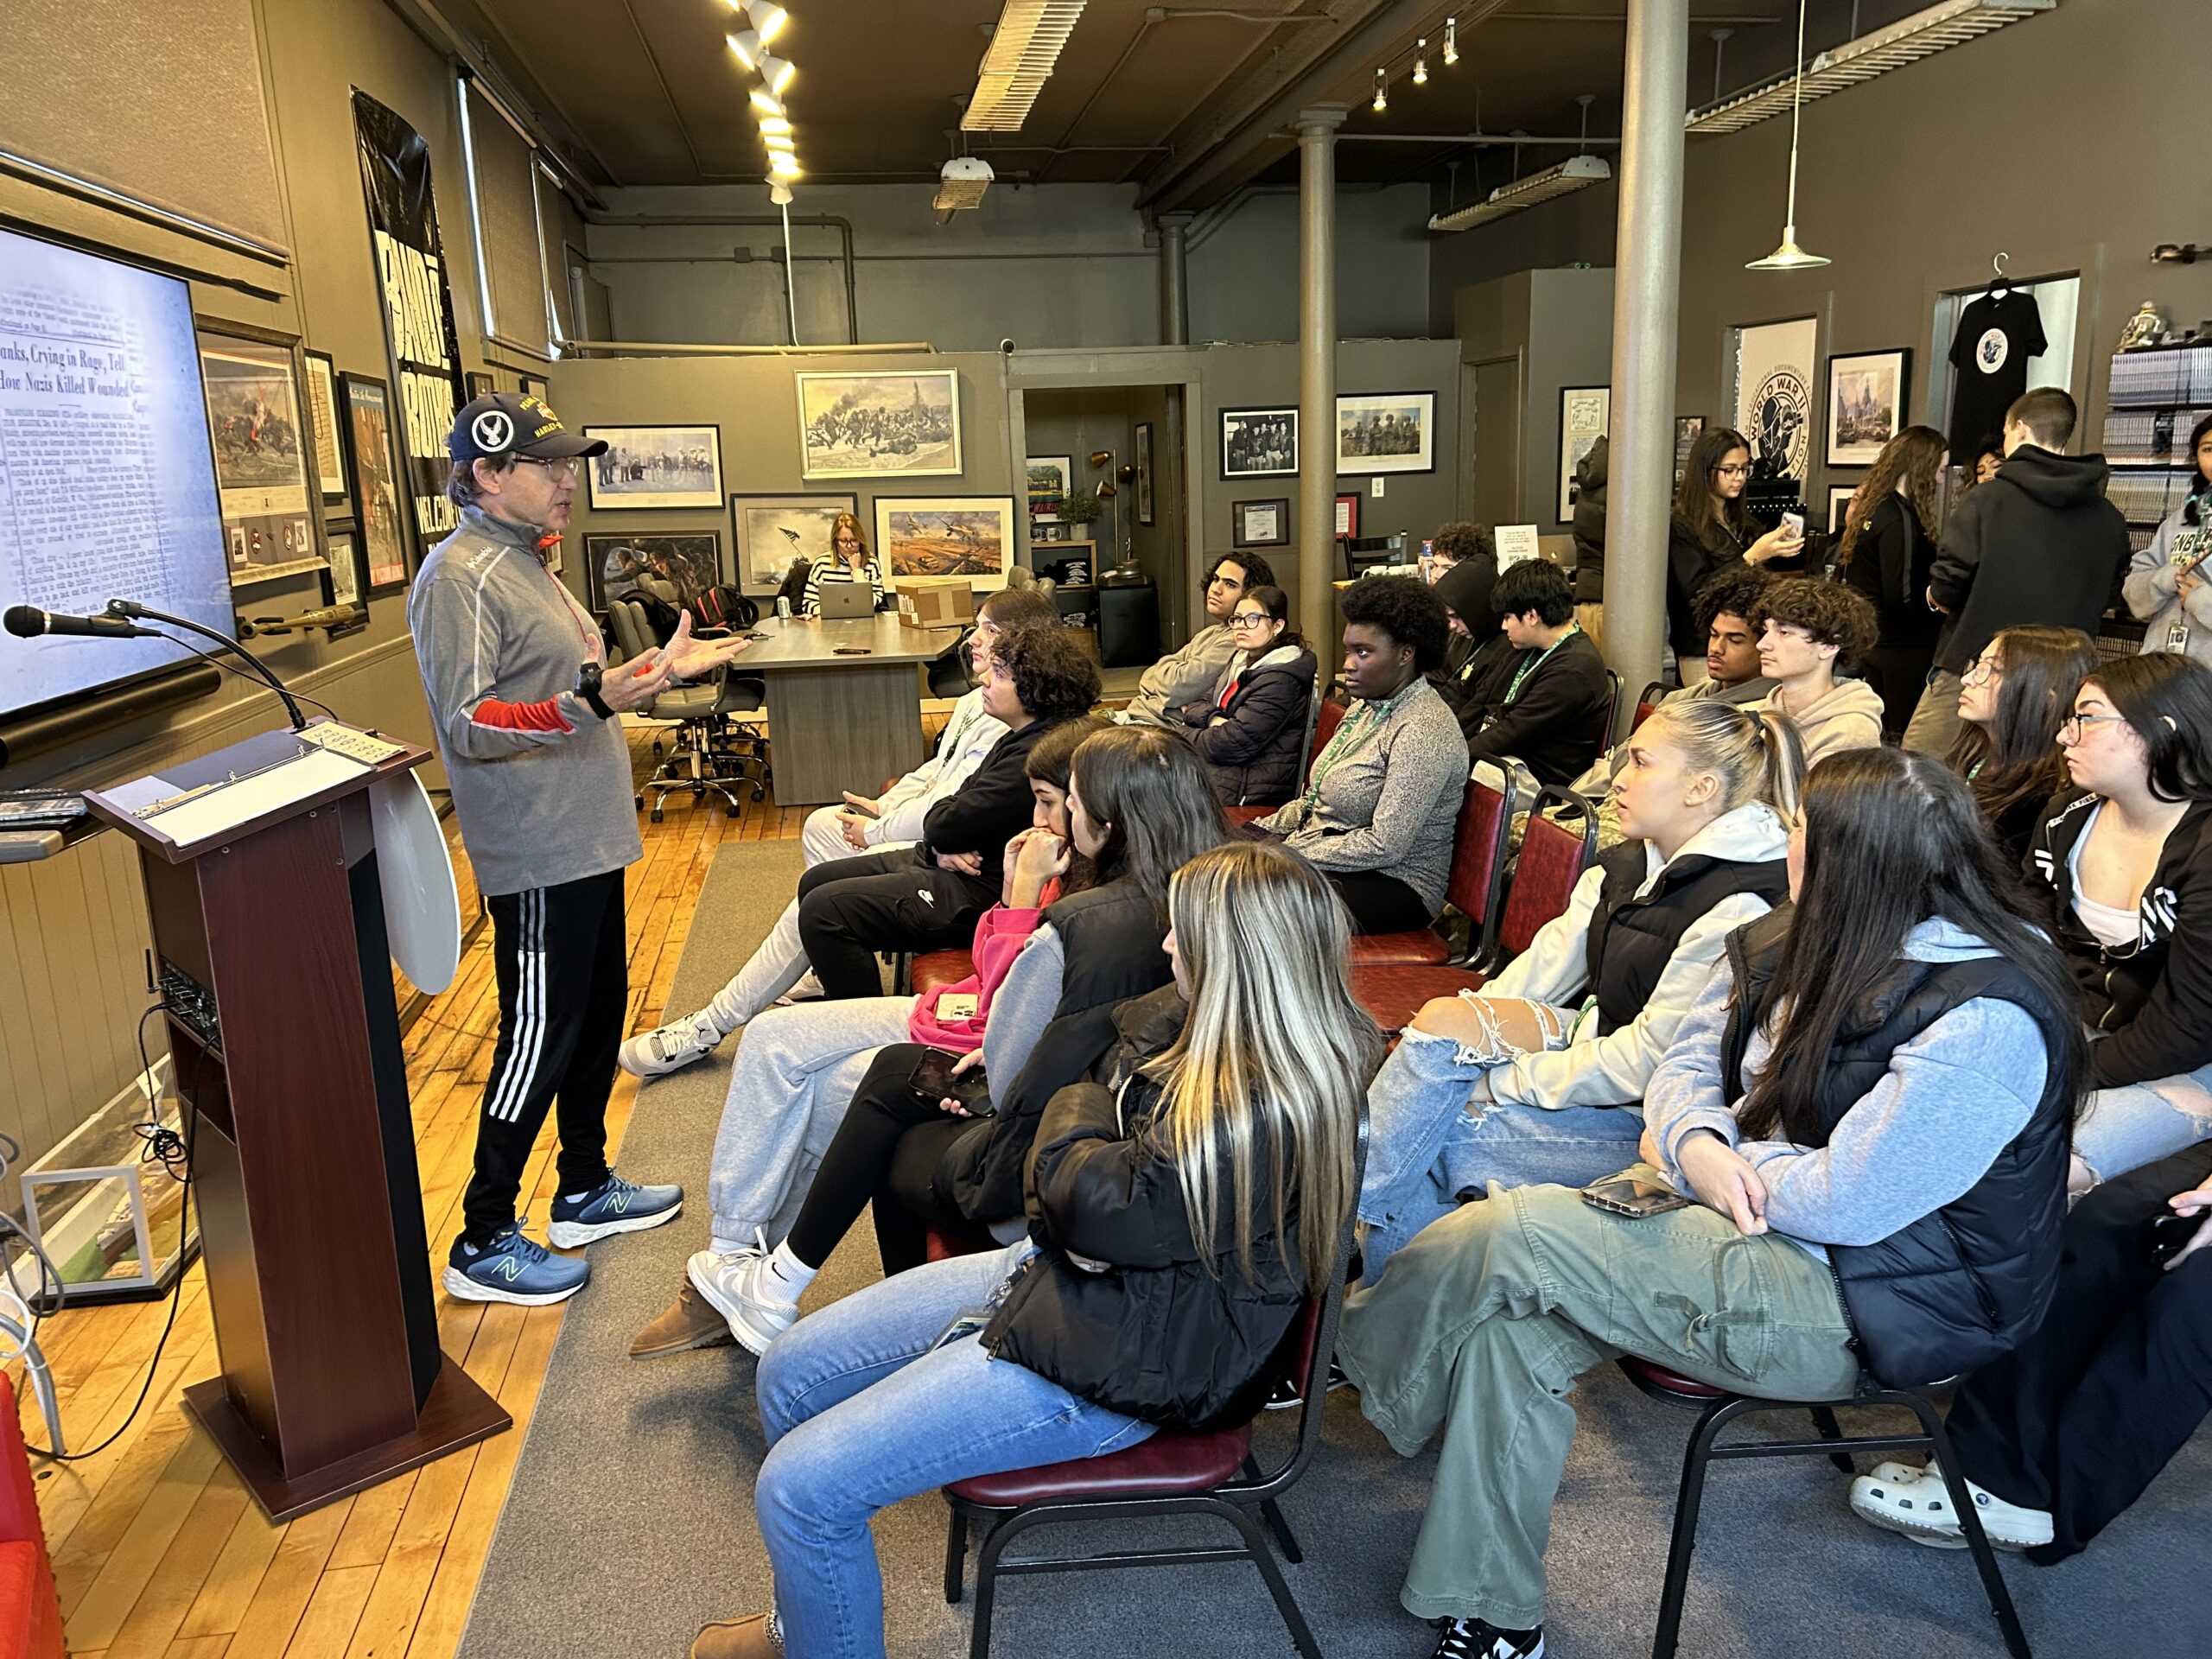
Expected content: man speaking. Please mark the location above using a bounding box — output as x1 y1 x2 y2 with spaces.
410 392 745 1304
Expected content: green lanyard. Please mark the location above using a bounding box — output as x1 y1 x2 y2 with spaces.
1503 624 1580 705
1300 680 1411 811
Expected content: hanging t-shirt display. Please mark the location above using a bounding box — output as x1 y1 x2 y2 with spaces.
1947 288 2047 456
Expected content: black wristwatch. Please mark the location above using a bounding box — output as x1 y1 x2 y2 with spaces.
575 662 615 721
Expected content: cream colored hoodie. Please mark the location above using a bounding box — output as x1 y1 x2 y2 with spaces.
1756 676 1886 766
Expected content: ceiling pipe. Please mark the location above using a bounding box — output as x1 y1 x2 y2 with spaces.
1326 130 1625 143
557 339 937 357
1145 5 1338 20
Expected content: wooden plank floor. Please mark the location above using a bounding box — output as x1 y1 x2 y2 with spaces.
38 726 828 1659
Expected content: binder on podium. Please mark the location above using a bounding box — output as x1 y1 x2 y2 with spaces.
84 724 510 1520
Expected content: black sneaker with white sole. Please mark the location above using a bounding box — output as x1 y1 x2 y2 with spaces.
1433 1618 1544 1659
1262 1362 1354 1410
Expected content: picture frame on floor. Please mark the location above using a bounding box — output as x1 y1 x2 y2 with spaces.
797 370 963 479
1233 498 1291 549
1827 348 1911 467
1221 406 1297 478
730 493 861 595
1335 391 1435 476
872 496 1015 591
584 531 727 614
583 425 724 511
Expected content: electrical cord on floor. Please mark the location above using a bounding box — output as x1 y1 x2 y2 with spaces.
10 1001 200 1462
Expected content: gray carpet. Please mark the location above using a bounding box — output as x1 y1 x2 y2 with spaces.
459 838 2211 1656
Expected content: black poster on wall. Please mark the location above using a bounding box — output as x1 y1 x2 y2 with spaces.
353 90 465 561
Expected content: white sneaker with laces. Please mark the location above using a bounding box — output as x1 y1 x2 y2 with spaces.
687 1239 800 1355
619 1010 725 1079
1849 1460 2054 1552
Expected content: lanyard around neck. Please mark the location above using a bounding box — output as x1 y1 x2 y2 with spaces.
1505 624 1579 704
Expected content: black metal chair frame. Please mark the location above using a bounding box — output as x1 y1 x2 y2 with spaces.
939 1132 1365 1659
1619 1360 2033 1659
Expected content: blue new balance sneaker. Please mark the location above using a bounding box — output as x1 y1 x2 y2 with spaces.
546 1170 684 1248
443 1220 590 1306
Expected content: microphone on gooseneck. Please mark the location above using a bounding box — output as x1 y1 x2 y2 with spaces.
3 605 156 639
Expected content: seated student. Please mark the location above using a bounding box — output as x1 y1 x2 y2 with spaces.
626 715 1106 1359
1429 522 1500 626
1849 1142 2212 1560
1569 569 1777 820
1433 554 1509 701
1175 583 1317 808
1453 559 1611 786
687 842 1380 1659
1751 576 1885 764
1256 575 1468 935
2027 652 2212 1191
1119 551 1274 727
620 627 1101 1075
683 727 1229 1353
1338 747 2081 1659
801 512 887 615
1942 624 2096 866
1358 699 1801 1280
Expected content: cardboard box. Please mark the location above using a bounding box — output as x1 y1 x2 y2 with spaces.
893 575 976 630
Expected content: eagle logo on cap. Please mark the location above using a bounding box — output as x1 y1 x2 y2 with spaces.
472 410 515 453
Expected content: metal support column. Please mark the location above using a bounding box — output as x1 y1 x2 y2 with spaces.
1159 212 1192 346
1601 0 1690 722
1296 108 1347 655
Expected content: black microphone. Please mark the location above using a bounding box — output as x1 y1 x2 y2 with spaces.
3 605 156 639
99 598 309 730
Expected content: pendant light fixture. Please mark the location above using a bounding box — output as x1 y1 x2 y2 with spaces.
1745 0 1829 270
1442 14 1458 67
1371 67 1388 112
1413 40 1428 85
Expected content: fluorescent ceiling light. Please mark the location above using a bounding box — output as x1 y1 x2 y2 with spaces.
1427 154 1611 232
963 0 1088 132
934 156 995 212
758 54 796 94
1688 0 2055 134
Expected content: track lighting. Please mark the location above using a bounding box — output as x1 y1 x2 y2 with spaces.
763 132 796 152
1413 41 1427 85
728 29 765 68
768 176 794 206
758 54 795 95
759 114 793 136
1443 14 1459 67
744 0 788 44
1372 68 1387 112
769 151 802 179
749 86 785 117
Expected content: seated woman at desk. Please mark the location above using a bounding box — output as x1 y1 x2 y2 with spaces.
803 512 886 616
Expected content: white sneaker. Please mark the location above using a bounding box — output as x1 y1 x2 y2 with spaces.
619 1010 724 1078
773 972 825 1007
687 1240 800 1356
1849 1460 2054 1552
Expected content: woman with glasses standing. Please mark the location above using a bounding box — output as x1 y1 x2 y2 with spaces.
1176 585 1317 807
2028 652 2212 1190
1667 427 1805 683
802 511 886 615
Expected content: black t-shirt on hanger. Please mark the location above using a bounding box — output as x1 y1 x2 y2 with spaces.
1948 288 2048 456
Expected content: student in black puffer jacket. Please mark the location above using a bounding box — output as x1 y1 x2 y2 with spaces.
1178 584 1318 807
690 843 1380 1659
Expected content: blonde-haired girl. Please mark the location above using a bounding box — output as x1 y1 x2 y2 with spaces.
1360 697 1803 1279
689 842 1380 1659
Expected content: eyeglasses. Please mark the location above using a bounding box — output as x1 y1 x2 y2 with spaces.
1961 658 2004 688
513 456 582 482
1713 463 1751 480
1228 612 1274 629
2057 711 2128 741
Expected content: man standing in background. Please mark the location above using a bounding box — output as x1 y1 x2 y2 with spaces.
410 392 746 1305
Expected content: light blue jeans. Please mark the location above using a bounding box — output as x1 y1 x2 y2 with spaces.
2075 1059 2212 1185
753 1239 1157 1659
1359 1027 1645 1281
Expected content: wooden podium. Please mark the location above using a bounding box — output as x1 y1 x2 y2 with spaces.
85 728 510 1520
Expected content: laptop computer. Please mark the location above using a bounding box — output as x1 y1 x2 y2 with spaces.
816 582 877 620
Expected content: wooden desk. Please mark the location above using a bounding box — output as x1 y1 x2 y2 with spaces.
737 614 963 804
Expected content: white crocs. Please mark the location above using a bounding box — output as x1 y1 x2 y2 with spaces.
1848 1460 2053 1552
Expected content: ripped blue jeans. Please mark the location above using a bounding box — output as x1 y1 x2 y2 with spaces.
2074 1059 2212 1185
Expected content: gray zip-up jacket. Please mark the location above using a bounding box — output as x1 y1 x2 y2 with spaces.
408 505 642 897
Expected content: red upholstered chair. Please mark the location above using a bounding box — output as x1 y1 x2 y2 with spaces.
0 1376 64 1659
1349 760 1526 969
911 950 975 1001
938 1137 1365 1659
1225 696 1347 827
1615 1357 2032 1659
1599 668 1624 743
1630 679 1668 734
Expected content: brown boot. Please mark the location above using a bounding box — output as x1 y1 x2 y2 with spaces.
691 1613 780 1658
628 1279 737 1359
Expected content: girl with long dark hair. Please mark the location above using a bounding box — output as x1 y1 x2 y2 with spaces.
1942 624 2097 864
2122 412 2212 667
1338 748 2080 1659
689 842 1379 1659
1839 423 1949 734
1177 583 1318 807
1665 425 1804 680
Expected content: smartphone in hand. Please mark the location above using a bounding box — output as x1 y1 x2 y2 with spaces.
910 1046 994 1115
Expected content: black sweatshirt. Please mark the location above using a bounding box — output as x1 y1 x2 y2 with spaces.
1460 626 1611 786
1843 494 1942 648
918 716 1056 871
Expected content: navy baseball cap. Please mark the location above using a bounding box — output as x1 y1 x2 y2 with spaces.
448 392 607 464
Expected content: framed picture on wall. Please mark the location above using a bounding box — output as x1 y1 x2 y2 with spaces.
1135 423 1155 525
583 531 727 615
339 371 410 595
1826 348 1911 467
465 372 496 400
1233 499 1290 549
1673 415 1705 488
1027 455 1073 523
519 373 550 401
872 496 1015 592
321 521 371 638
1221 406 1297 478
198 328 323 585
583 425 724 510
302 350 347 511
797 370 963 479
1734 316 1818 485
1828 485 1860 535
1336 391 1435 476
1557 385 1610 521
730 493 859 594
1335 493 1360 539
